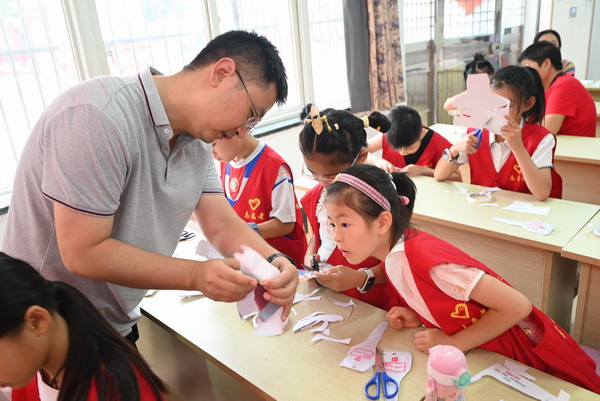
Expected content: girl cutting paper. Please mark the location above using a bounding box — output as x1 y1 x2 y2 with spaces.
325 164 600 393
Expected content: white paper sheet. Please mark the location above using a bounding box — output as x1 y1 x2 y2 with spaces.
502 201 551 216
311 334 351 344
339 321 388 372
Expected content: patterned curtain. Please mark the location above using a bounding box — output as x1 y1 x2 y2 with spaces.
366 0 406 110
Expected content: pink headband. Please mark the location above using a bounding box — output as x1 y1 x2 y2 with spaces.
334 174 391 211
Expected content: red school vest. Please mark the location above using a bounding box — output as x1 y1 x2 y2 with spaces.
12 368 165 401
381 129 450 169
468 123 563 199
219 145 307 267
386 229 600 393
300 184 401 310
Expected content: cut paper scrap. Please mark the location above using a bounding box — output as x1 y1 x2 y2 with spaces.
503 201 551 216
166 290 204 298
340 321 388 372
471 360 570 401
293 286 323 304
234 245 284 336
453 74 510 135
311 334 351 344
494 218 555 236
329 298 356 307
310 321 330 334
293 312 344 332
195 239 222 259
380 350 412 401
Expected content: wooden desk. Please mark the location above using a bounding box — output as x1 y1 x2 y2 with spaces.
581 80 600 102
561 212 600 349
138 285 429 401
554 135 600 205
410 176 600 330
466 349 600 400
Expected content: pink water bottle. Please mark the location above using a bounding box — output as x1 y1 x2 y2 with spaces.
425 345 471 401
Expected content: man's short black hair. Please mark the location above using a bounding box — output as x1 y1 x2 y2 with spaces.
186 30 288 105
519 41 563 71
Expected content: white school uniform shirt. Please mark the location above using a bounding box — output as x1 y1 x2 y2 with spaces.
456 119 555 172
385 237 485 328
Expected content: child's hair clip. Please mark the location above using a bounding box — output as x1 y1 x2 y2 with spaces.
304 104 324 135
399 196 410 206
322 115 333 132
361 116 369 128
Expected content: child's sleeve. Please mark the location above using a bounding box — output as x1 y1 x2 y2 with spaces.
429 264 485 301
270 165 296 223
530 134 556 169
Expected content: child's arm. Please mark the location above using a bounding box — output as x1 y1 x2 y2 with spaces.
501 117 553 201
413 274 531 353
443 90 466 112
386 306 423 331
255 218 295 238
434 134 478 181
304 235 317 266
542 114 566 135
314 263 387 292
403 164 462 181
367 132 384 153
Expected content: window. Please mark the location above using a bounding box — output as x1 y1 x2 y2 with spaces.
0 0 78 195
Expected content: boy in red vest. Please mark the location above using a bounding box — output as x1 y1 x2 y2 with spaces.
212 132 307 267
367 106 460 181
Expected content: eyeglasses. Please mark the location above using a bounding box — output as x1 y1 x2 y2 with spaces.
235 70 262 132
301 151 362 183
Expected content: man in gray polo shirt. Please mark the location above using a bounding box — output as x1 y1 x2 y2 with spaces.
2 30 298 339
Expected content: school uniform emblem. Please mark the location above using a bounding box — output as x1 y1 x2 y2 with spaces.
229 177 239 192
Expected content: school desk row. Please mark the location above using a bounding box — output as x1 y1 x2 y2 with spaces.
137 283 599 401
430 123 600 205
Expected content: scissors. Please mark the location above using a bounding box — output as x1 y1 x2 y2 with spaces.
471 115 494 149
365 348 399 400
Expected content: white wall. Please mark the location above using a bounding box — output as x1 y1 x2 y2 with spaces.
587 0 600 79
552 0 595 78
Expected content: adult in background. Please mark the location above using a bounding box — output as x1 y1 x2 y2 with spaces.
519 41 596 137
1 30 299 343
533 29 575 77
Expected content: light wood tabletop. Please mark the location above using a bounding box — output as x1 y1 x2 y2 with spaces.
465 349 600 400
561 211 600 348
410 176 599 330
139 284 430 401
554 135 600 204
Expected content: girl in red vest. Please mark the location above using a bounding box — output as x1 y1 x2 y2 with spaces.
212 129 307 267
326 164 600 393
366 105 460 181
435 65 563 201
298 104 400 310
0 253 166 401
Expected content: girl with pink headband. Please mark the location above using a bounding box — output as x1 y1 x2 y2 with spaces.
326 164 600 393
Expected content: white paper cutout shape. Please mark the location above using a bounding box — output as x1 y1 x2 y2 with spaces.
453 74 510 135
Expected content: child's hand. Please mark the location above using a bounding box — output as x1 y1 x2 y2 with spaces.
452 133 479 154
373 158 400 173
400 164 426 176
499 115 524 151
413 328 454 353
314 265 360 292
386 306 422 331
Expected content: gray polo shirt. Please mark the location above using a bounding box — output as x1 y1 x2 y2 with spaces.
3 67 222 335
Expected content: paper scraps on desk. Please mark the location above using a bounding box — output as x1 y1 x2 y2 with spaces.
380 350 412 401
311 334 351 344
293 287 323 304
471 360 570 401
195 239 222 259
494 218 555 235
503 201 551 216
293 312 344 332
234 245 284 336
340 321 388 372
166 290 204 298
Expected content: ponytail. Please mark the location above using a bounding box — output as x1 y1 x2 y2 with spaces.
0 253 166 401
464 53 495 81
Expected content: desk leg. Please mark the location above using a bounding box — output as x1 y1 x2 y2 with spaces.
573 263 600 348
137 315 266 401
545 253 578 332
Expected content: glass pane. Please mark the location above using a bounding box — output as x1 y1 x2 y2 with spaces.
216 0 301 116
444 0 495 38
0 0 78 193
404 0 435 44
306 0 348 109
95 0 209 75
